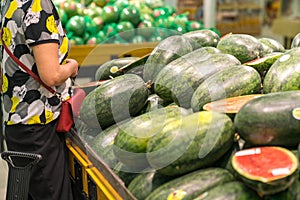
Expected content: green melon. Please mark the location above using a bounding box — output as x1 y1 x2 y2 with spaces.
183 29 220 50
154 47 222 103
113 106 191 171
145 168 235 200
194 181 261 200
258 37 285 55
291 33 300 48
217 33 264 64
94 57 139 81
234 90 300 147
263 47 300 93
79 74 149 129
143 35 193 83
191 65 262 112
146 111 235 176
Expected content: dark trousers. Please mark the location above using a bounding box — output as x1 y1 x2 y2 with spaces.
4 120 73 200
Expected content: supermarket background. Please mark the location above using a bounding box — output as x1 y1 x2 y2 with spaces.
1 0 300 199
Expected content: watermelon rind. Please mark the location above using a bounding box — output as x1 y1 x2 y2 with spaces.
244 52 283 79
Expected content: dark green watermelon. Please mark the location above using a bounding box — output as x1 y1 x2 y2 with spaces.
143 35 193 83
183 29 220 50
170 53 241 108
191 65 262 112
154 47 222 102
113 106 191 172
146 111 235 176
258 37 285 55
80 74 149 129
291 33 300 48
263 47 300 93
193 181 261 200
127 170 173 200
145 168 235 200
217 33 264 63
94 57 139 81
234 90 300 147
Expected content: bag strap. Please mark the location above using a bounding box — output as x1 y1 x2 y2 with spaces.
0 33 56 95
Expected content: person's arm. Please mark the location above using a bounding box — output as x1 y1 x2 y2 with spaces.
32 42 78 87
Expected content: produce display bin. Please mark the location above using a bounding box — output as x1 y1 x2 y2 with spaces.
66 130 137 200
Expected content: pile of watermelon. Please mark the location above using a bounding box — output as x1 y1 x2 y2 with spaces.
75 29 300 199
54 0 218 45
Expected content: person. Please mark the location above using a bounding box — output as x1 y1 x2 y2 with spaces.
0 0 79 198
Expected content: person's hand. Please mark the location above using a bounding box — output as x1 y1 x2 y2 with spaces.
66 58 79 78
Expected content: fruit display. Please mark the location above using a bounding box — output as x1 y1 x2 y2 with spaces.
73 31 300 199
54 0 217 45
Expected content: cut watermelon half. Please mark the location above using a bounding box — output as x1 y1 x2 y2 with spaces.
203 94 263 114
232 146 299 196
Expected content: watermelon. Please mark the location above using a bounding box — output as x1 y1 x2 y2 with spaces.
171 53 242 108
263 47 300 93
291 33 300 48
156 52 241 108
112 162 138 187
234 90 300 147
193 181 261 200
143 35 193 83
79 74 149 129
191 65 262 112
146 111 235 176
232 146 299 195
154 47 222 102
244 52 283 79
183 29 220 50
113 106 191 172
145 168 235 200
94 57 139 81
258 37 285 55
89 121 129 167
127 170 173 200
217 33 264 63
264 176 300 200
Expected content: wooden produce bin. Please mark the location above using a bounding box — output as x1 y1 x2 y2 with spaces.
66 130 137 200
68 42 158 67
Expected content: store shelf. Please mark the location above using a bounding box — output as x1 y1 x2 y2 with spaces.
69 42 157 67
216 1 262 36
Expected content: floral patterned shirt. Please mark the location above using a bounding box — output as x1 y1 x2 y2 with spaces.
1 0 71 125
